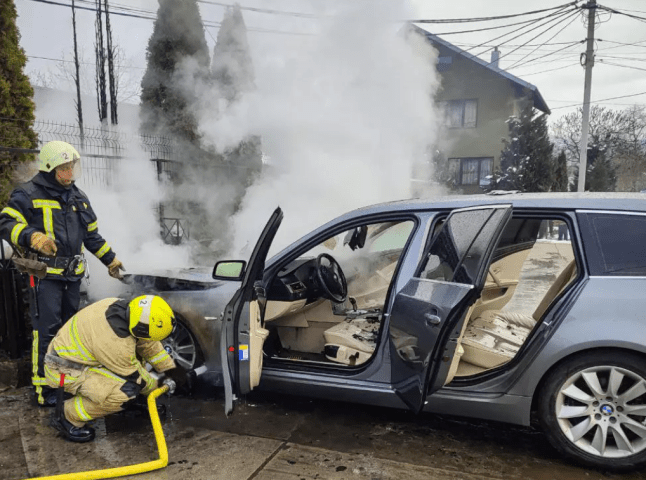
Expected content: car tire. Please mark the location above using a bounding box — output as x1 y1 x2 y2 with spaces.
538 351 646 471
162 314 204 388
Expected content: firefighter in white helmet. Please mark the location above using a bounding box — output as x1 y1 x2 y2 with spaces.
0 141 125 407
44 295 183 442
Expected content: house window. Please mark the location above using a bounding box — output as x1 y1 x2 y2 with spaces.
437 56 453 72
448 157 493 186
440 100 477 128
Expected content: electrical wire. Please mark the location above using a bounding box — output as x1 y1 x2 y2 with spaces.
505 11 581 69
460 4 577 55
26 0 312 36
597 4 646 23
598 55 646 63
515 62 580 76
598 60 646 73
596 39 646 52
26 54 146 69
410 2 579 24
196 0 321 18
550 90 646 110
486 8 581 67
508 41 583 69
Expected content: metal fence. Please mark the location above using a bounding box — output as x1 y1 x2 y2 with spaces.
32 120 182 187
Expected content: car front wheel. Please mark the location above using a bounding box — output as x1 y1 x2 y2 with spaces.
539 351 646 471
162 315 204 374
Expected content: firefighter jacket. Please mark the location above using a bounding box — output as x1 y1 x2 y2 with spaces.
0 172 116 280
48 297 176 396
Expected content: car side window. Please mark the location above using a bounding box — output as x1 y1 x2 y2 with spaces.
579 213 646 276
419 208 507 285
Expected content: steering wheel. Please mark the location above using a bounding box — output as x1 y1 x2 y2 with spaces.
316 253 348 303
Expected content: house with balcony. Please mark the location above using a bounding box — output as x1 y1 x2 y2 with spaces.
413 26 551 194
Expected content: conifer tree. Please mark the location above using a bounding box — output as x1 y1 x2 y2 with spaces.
212 5 255 105
140 0 210 142
0 1 37 206
491 104 555 192
211 5 261 180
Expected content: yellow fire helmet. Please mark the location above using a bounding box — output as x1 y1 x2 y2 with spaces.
38 141 81 172
128 295 175 342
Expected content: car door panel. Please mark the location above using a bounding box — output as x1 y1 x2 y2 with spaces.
389 278 474 411
220 207 283 415
474 247 533 317
389 205 512 413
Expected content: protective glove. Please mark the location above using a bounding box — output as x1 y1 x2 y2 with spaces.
107 257 125 279
162 377 176 395
30 232 57 256
165 367 190 392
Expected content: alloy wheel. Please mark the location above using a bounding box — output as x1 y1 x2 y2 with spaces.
162 321 198 370
556 365 646 458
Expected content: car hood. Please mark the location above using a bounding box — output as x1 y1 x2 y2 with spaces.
123 267 223 292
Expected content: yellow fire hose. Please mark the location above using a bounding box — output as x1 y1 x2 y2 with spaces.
23 384 170 480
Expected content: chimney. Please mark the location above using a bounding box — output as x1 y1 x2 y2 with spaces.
491 47 500 68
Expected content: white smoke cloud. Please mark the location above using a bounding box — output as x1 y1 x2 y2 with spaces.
197 0 441 257
79 137 192 300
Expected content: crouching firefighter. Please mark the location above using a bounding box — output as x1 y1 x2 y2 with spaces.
0 141 126 407
43 295 186 442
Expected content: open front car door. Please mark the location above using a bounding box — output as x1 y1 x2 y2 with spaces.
389 205 512 413
220 207 283 415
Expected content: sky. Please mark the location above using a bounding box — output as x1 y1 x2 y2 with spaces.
14 0 646 122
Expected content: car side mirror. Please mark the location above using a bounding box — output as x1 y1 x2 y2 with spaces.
213 260 247 280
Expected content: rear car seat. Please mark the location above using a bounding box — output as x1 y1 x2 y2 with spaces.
460 259 577 370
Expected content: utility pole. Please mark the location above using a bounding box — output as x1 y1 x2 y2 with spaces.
577 0 597 192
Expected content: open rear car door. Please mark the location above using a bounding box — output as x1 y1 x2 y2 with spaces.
389 205 512 413
219 207 283 415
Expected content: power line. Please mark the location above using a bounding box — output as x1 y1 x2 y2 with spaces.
410 2 579 23
196 0 320 18
597 4 646 23
550 90 646 110
26 0 312 36
488 8 581 66
425 13 567 36
26 54 146 69
598 55 646 63
505 11 581 69
598 60 646 72
460 4 577 55
508 41 582 69
517 62 580 75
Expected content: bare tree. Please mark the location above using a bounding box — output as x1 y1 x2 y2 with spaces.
71 0 84 140
30 47 140 105
95 0 107 123
551 105 646 191
104 0 118 124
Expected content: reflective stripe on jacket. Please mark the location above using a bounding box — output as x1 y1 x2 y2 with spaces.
47 298 176 395
0 172 116 280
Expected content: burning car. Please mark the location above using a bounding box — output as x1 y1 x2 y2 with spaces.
126 193 646 471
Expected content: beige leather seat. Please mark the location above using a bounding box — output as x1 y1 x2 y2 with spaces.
460 260 577 370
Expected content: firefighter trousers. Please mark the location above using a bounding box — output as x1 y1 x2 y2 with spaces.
30 279 81 404
44 363 135 428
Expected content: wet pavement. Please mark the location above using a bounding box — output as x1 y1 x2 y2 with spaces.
3 239 645 479
3 385 646 480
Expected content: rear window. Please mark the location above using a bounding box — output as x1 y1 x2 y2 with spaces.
578 212 646 276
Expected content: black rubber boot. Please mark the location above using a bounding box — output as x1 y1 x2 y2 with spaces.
50 413 96 443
